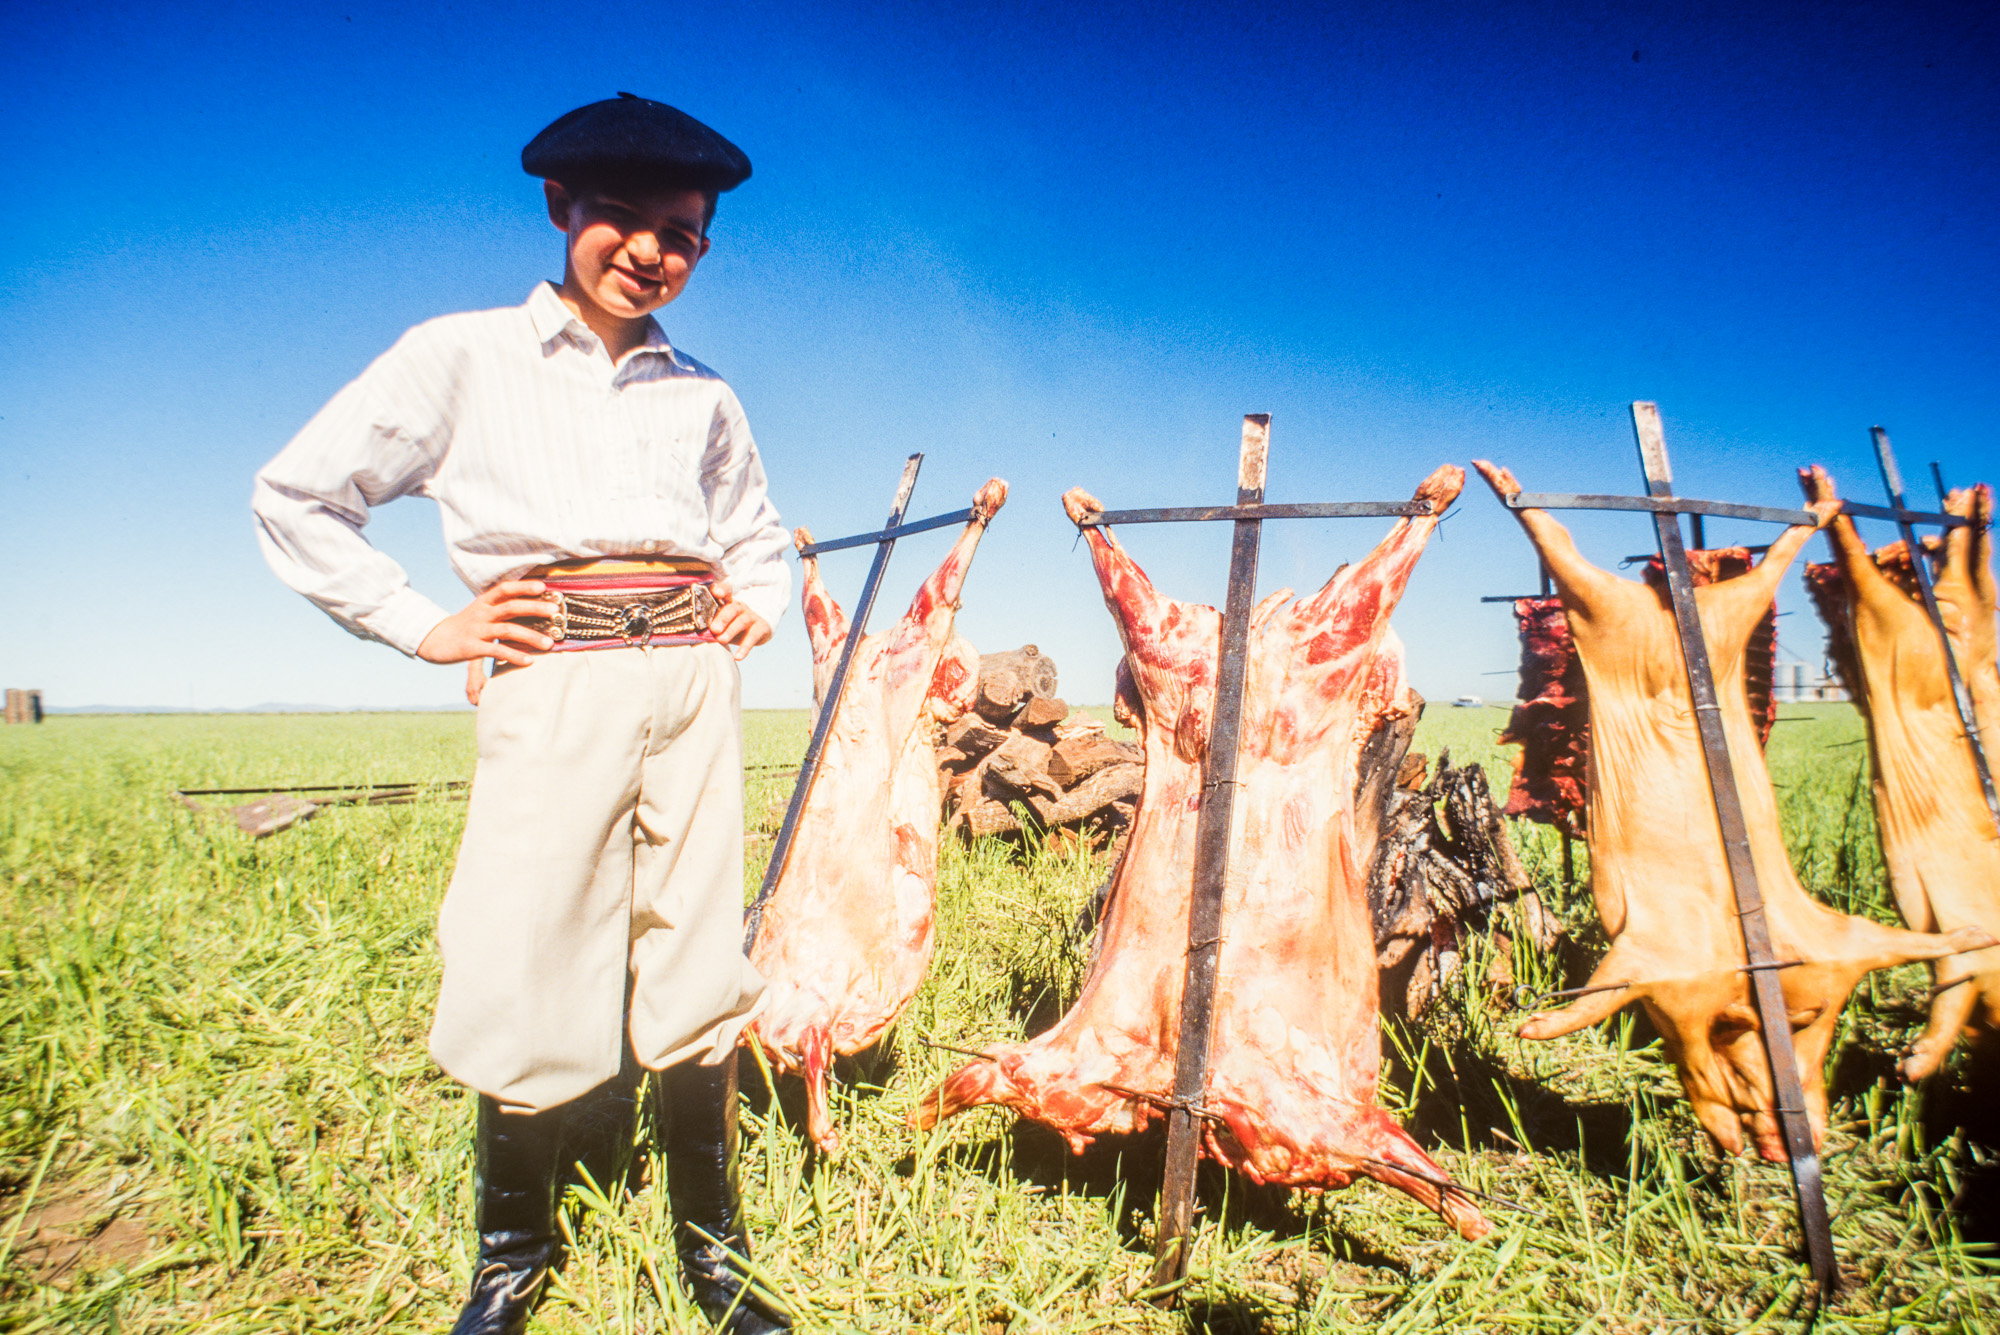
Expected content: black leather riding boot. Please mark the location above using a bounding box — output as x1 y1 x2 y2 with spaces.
562 1048 645 1200
655 1057 791 1334
450 1097 567 1335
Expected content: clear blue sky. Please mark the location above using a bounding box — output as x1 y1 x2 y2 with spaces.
4 1 1995 711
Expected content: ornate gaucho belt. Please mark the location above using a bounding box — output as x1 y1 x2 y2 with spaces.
514 558 720 651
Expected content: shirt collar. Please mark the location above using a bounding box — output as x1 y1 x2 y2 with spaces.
633 318 674 359
526 282 584 345
526 282 676 362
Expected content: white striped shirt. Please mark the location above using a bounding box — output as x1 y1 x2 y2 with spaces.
252 282 791 655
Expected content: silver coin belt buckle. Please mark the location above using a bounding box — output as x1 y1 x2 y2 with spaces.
528 584 718 646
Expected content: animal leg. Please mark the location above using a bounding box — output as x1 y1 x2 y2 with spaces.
1904 976 1981 1083
1516 941 1644 1040
1353 1108 1492 1240
801 1024 840 1155
1473 461 1630 615
793 529 853 704
908 1054 1016 1131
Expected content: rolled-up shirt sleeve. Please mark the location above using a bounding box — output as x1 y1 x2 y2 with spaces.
703 389 792 631
252 333 455 657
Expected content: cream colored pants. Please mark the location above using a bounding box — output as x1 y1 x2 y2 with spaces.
428 643 766 1112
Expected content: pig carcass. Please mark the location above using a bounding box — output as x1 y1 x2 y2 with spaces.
913 464 1491 1241
1500 552 1777 835
744 480 1008 1152
1474 461 1989 1158
1798 468 2000 1079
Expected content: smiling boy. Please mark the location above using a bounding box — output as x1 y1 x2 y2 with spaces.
253 95 791 1333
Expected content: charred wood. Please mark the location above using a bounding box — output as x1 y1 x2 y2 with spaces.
1366 745 1549 1018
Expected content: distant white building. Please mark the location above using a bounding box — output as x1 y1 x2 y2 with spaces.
1772 658 1848 703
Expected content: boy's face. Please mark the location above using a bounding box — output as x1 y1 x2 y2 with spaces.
546 181 711 323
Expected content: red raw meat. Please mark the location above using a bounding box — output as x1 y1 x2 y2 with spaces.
1498 597 1589 832
912 464 1490 1241
745 480 1007 1152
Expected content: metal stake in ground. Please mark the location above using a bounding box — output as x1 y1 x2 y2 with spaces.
1631 403 1837 1302
1147 414 1264 1299
742 454 979 951
1868 427 2000 838
1065 416 1440 1300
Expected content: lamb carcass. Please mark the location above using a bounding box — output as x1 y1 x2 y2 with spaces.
744 479 1008 1152
1798 468 2000 1079
1474 461 1990 1159
913 464 1491 1241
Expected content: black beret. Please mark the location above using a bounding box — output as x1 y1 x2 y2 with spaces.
522 93 751 192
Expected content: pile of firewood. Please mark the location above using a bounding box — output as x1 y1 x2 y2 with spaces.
939 646 1144 847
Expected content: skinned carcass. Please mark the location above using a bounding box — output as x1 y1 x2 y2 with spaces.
1499 597 1591 832
1500 553 1777 835
1474 461 1991 1159
744 480 1008 1152
913 464 1491 1241
1798 467 2000 1079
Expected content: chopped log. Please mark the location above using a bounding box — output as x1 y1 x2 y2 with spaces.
942 774 981 832
941 646 1142 850
944 729 1036 835
1042 762 1142 826
1056 714 1106 741
983 645 1059 698
960 797 1026 838
974 678 1028 723
945 714 1011 760
985 734 1063 804
1017 696 1070 728
974 646 1059 721
1047 735 1144 788
1048 826 1104 856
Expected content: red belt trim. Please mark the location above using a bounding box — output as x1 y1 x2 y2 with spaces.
540 573 714 592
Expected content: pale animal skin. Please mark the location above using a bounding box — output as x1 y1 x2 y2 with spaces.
744 479 1008 1153
1800 467 2000 1080
1474 461 1991 1161
913 464 1492 1242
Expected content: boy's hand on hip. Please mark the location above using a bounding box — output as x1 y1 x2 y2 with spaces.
709 586 771 661
418 581 555 667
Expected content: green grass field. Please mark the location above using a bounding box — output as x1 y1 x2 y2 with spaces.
0 703 1993 1332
